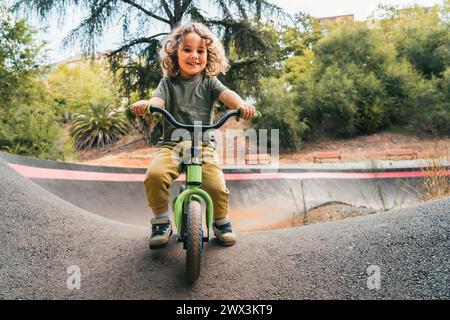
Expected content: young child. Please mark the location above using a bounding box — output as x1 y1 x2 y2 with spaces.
131 22 255 249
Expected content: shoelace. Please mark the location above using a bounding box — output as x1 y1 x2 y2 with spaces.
215 222 233 234
151 223 170 237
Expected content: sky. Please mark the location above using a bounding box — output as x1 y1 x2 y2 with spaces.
275 0 443 20
26 0 444 63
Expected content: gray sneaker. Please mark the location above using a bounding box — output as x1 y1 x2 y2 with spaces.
149 216 173 249
213 221 236 246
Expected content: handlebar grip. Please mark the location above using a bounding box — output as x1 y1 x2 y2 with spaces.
145 104 153 116
124 104 153 119
237 109 262 124
125 105 136 120
251 111 262 124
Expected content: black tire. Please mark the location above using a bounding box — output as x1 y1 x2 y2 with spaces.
186 200 203 284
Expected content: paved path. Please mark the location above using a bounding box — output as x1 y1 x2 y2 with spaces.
1 157 449 299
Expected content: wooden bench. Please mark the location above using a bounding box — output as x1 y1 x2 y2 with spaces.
313 151 342 163
386 149 418 160
245 153 271 165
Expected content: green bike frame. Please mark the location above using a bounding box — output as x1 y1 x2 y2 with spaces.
172 139 214 240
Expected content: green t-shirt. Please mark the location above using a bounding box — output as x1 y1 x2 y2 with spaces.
152 74 228 142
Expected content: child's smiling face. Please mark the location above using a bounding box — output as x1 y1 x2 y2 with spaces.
178 32 207 78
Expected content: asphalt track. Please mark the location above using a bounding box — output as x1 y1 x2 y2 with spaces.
0 151 435 230
0 151 449 299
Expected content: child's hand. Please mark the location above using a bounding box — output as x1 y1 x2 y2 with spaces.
130 100 150 117
239 103 256 121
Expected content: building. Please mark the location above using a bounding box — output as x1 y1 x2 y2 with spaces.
396 6 433 18
316 6 436 34
49 51 110 71
316 14 355 35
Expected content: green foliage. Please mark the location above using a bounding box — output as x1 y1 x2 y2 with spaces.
382 60 422 125
14 0 285 99
284 49 315 85
303 65 358 137
314 26 396 77
255 77 309 151
395 24 449 79
1 100 63 159
280 13 321 86
442 0 450 22
294 21 446 138
382 4 450 135
219 21 283 97
46 59 121 121
410 70 450 135
281 12 322 58
9 2 450 158
70 100 131 150
1 5 44 104
0 6 63 159
296 27 394 137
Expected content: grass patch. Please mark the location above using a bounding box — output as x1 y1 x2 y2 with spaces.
384 125 415 135
421 159 450 200
420 139 450 201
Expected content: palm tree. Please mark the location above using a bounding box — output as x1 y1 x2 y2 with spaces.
70 100 131 150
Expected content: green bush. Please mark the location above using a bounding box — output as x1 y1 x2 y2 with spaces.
295 25 427 138
0 7 64 160
0 101 63 160
256 77 309 151
314 26 395 78
395 26 450 79
46 61 121 122
381 60 422 125
411 72 450 135
70 100 131 150
307 65 358 137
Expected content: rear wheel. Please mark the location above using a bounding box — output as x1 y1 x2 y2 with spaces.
186 200 202 284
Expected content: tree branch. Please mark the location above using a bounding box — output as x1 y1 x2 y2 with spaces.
62 0 116 51
174 0 182 23
181 0 193 13
121 0 170 24
213 0 233 19
160 0 174 21
232 0 248 20
109 33 169 55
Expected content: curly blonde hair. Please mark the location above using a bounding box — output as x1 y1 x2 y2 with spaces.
159 22 229 78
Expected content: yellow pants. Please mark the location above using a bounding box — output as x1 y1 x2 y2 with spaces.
144 141 229 219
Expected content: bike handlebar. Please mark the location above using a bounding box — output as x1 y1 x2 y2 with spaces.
126 105 261 132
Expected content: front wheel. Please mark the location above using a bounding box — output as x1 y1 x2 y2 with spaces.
186 200 203 284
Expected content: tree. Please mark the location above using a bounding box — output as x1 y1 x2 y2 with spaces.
14 0 284 98
278 12 322 87
408 66 450 136
281 12 322 59
46 58 122 121
1 5 44 106
255 77 309 151
296 25 421 137
1 5 63 159
314 26 396 78
376 3 450 135
394 15 449 79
